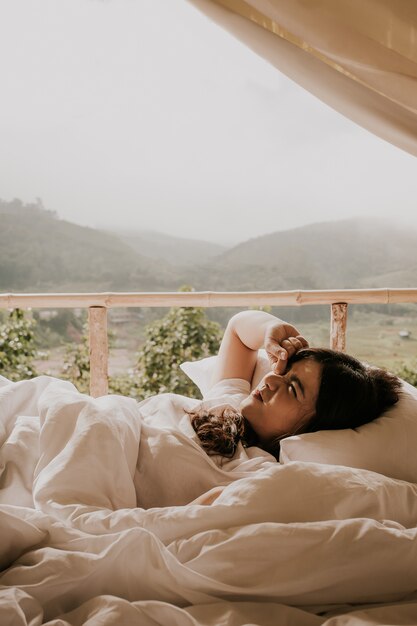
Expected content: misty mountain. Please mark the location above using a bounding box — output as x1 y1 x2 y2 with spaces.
0 199 178 291
181 218 417 291
1 200 416 297
117 230 227 266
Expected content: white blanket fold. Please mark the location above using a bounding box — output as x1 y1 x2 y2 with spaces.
34 382 141 520
1 376 417 625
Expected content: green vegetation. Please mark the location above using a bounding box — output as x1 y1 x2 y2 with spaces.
0 309 38 380
3 198 417 299
135 288 222 398
2 305 417 391
0 198 176 292
2 198 417 390
59 289 222 398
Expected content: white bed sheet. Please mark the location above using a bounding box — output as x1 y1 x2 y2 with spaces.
1 376 417 625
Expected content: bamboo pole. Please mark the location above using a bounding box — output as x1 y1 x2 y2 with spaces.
330 303 348 352
88 306 108 398
1 288 417 309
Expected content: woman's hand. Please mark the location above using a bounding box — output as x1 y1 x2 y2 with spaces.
209 310 310 387
264 321 309 374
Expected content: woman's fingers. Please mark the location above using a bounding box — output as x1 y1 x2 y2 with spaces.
282 336 305 357
264 322 310 373
265 343 286 369
273 356 287 375
271 335 310 374
296 335 309 348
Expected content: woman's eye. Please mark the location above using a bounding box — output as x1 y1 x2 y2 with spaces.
289 383 297 398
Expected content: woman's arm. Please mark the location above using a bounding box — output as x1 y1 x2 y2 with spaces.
210 310 309 387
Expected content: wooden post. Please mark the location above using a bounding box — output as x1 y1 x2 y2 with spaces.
330 303 348 352
88 306 108 397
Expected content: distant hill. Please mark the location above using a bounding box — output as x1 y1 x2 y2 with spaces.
1 200 416 300
117 230 227 266
0 199 178 291
181 219 417 291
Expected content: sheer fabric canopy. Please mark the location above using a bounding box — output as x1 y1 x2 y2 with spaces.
189 0 417 157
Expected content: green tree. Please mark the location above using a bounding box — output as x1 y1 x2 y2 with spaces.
0 308 38 380
135 288 223 398
61 288 223 398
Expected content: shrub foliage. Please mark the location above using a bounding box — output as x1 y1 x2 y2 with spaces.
61 290 223 399
135 301 222 399
0 309 37 380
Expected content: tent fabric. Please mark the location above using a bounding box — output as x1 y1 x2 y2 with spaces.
188 0 417 157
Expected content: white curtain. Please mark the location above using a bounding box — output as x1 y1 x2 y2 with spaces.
188 0 417 157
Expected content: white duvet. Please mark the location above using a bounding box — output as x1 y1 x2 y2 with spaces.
1 375 417 625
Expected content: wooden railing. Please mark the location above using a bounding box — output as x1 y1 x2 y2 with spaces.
1 288 417 397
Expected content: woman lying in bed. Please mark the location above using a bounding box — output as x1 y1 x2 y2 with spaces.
188 310 400 504
5 309 399 513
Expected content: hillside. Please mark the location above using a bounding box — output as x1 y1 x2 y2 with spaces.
182 218 417 291
118 230 227 266
0 199 177 291
1 201 416 297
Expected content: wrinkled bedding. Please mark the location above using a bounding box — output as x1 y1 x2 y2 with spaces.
1 375 417 625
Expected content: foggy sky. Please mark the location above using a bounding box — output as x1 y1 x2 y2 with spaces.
1 0 416 245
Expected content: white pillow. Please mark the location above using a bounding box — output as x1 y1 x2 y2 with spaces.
180 354 417 483
280 380 417 483
180 349 271 397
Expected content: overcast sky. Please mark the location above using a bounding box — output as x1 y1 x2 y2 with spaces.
1 0 416 245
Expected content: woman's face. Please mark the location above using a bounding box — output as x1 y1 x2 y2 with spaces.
239 359 322 445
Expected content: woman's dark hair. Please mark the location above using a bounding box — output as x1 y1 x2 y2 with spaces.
290 348 401 431
187 405 248 459
188 348 402 459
